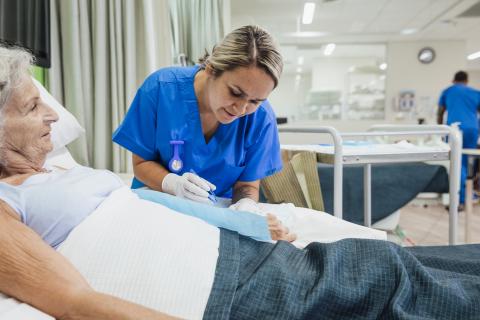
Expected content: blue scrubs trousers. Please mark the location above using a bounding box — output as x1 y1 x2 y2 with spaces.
460 127 478 204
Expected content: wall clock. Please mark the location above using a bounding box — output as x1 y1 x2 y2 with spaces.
418 47 435 64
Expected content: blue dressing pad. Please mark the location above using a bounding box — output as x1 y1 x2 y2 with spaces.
133 189 272 242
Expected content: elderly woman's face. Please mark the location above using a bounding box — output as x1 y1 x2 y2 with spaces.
1 76 59 158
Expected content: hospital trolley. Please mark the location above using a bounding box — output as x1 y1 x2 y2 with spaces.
279 124 462 245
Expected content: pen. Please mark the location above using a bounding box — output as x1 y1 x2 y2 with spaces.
189 169 217 203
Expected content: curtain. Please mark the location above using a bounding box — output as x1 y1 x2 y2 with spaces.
46 0 172 172
169 0 230 65
0 0 51 68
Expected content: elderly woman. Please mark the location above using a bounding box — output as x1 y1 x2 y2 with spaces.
0 47 183 319
2 46 480 320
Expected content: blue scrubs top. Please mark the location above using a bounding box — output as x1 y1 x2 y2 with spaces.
438 83 480 130
112 65 283 197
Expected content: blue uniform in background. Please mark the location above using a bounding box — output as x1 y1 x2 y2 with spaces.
113 65 283 198
439 83 480 203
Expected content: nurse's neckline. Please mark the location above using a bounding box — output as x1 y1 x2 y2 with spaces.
193 68 212 115
193 68 221 144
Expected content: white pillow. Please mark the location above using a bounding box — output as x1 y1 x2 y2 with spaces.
32 78 85 151
45 146 80 169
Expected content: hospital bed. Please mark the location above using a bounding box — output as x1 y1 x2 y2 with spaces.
279 124 462 245
0 143 388 320
0 131 388 319
0 80 476 319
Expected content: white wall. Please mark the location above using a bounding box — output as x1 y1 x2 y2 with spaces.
465 28 480 71
469 71 480 89
385 40 467 124
279 40 468 145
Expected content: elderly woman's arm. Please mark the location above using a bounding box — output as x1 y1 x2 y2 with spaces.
0 200 178 320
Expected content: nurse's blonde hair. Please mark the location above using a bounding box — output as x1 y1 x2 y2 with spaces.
0 45 33 111
199 25 283 88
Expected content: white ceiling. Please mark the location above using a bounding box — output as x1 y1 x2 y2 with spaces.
231 0 480 71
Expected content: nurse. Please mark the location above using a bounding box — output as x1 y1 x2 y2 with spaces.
437 70 480 207
113 25 283 212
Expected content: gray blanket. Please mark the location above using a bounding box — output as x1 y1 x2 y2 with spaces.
204 229 480 319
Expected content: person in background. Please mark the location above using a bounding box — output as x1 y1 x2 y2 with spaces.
113 25 283 214
437 70 480 208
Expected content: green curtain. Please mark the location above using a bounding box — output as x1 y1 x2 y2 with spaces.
32 66 45 84
169 0 229 65
46 0 172 172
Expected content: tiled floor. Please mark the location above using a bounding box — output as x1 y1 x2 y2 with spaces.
396 201 480 246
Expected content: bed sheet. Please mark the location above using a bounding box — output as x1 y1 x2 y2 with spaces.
211 197 386 247
257 203 386 247
190 194 387 245
282 140 450 156
0 293 52 320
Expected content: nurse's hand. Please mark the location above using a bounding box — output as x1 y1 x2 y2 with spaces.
162 172 216 204
229 198 263 215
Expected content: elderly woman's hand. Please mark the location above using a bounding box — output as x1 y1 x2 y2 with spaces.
266 213 297 242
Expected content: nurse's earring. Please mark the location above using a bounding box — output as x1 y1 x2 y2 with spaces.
168 140 184 173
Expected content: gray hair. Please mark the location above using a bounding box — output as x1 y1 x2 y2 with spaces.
0 45 34 110
199 25 283 88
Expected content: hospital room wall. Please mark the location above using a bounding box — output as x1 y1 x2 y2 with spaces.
277 40 468 145
385 40 467 124
469 71 480 88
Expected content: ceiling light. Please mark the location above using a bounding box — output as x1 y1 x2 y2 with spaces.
324 43 336 56
400 28 418 35
302 2 316 24
297 56 304 65
379 63 387 70
467 51 480 60
296 67 303 73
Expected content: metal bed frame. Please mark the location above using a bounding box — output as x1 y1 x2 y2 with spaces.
279 124 462 245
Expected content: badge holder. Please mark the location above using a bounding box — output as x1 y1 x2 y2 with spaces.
168 140 184 173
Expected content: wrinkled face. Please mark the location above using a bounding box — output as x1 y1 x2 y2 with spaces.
0 76 59 160
206 66 275 124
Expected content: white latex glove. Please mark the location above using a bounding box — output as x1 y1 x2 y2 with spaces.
162 172 216 204
229 198 263 215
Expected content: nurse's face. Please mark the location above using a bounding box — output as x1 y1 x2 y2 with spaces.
206 66 275 124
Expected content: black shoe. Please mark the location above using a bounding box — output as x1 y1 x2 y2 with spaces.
445 204 464 212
